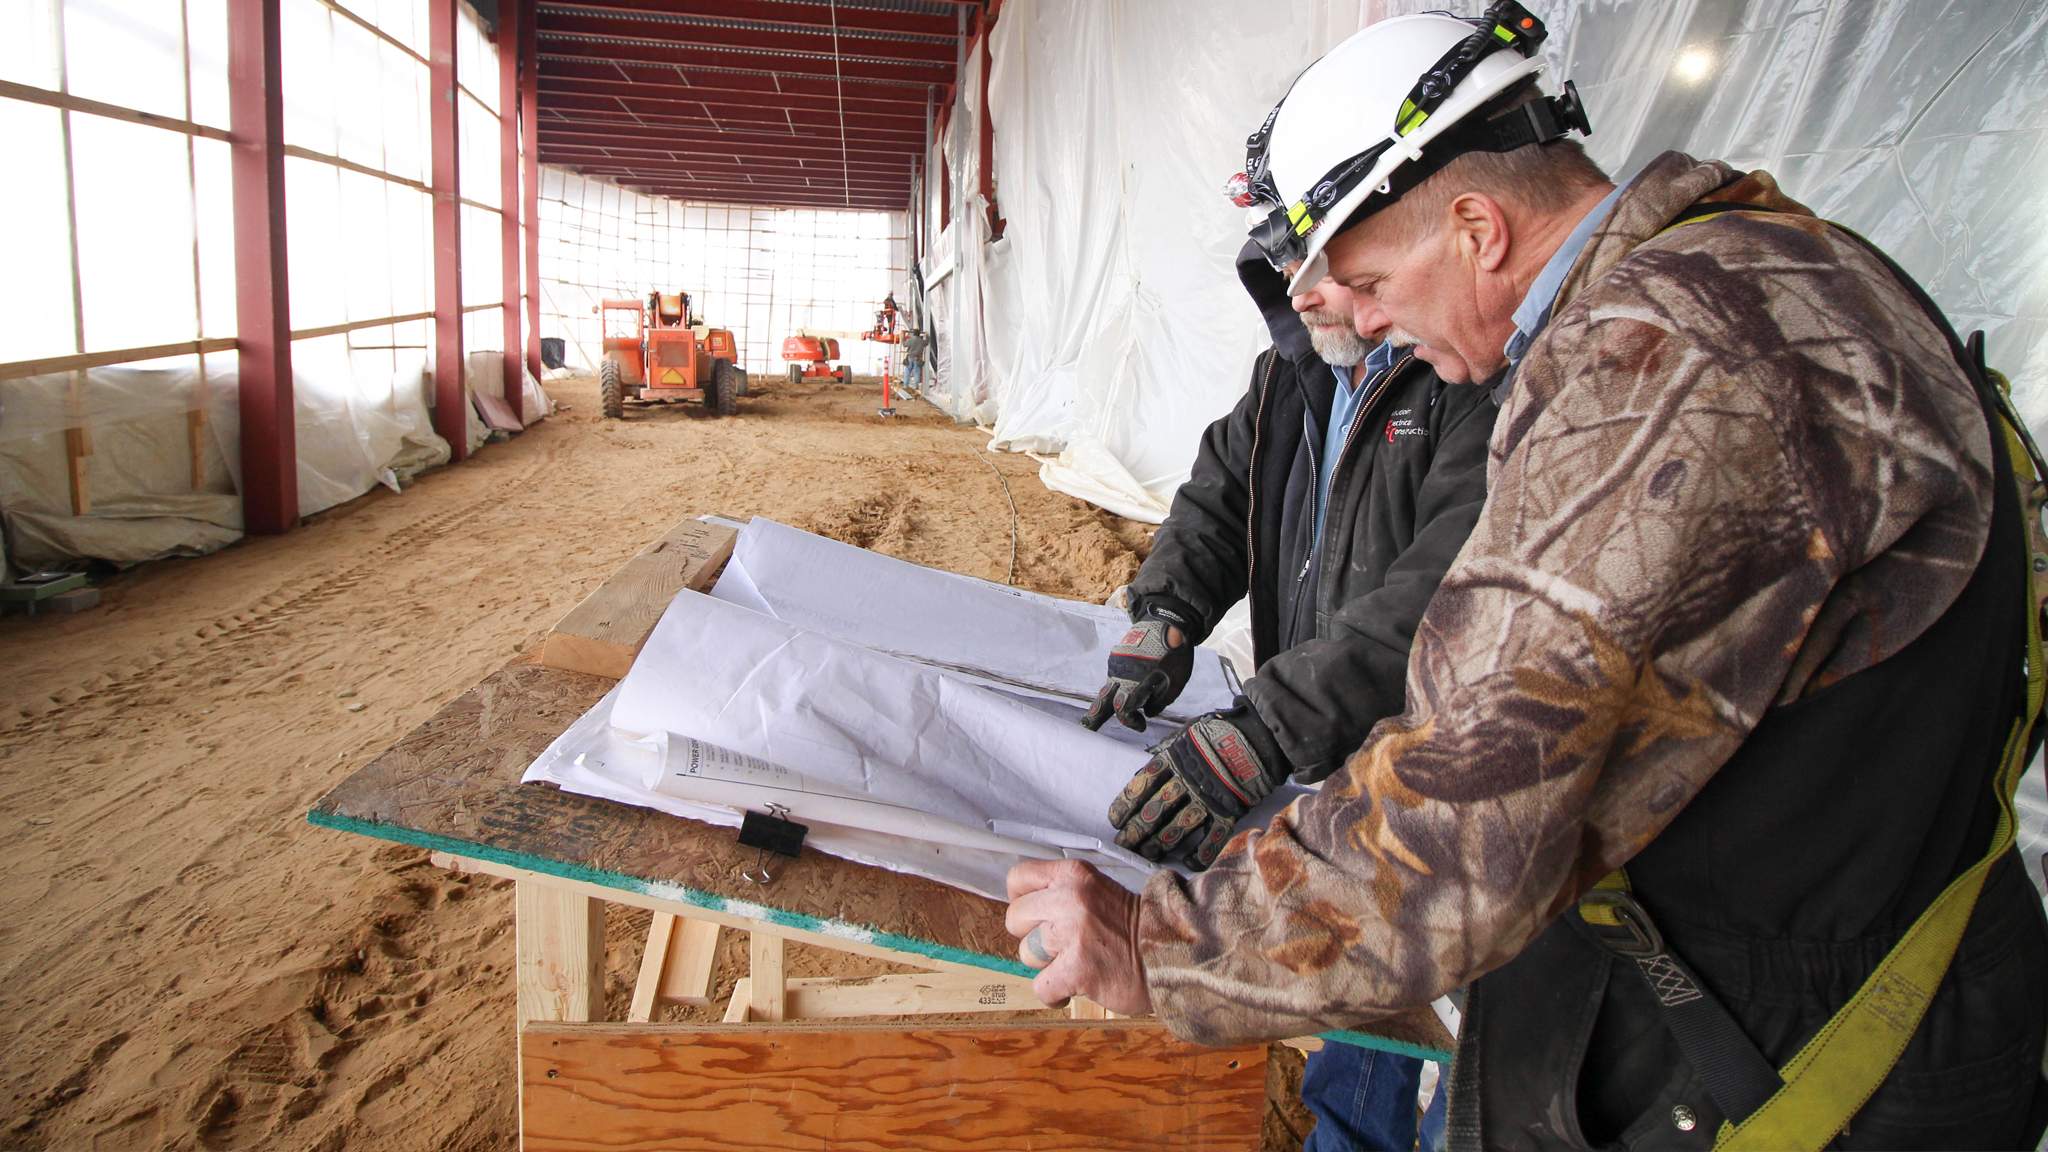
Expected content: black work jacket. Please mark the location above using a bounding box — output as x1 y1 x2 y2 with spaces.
1129 243 1497 781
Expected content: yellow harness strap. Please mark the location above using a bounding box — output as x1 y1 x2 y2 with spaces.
1582 209 2048 1150
1583 384 2045 1150
1715 385 2047 1151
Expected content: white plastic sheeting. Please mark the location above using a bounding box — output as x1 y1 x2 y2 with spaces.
0 0 556 572
0 353 451 570
929 0 2048 520
955 2 1367 519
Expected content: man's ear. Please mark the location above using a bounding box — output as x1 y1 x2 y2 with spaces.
1448 192 1511 273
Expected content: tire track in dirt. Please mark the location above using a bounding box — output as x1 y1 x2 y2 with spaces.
2 448 575 744
0 375 1163 1152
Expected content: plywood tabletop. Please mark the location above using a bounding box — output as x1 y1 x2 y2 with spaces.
308 661 1453 1062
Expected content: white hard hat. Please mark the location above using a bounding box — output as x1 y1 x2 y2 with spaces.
1234 2 1589 294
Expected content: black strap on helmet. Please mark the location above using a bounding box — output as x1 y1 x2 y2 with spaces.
1239 0 1586 270
1395 0 1549 136
1332 79 1592 244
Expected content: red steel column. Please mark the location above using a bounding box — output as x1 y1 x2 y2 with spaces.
497 0 522 423
429 0 467 461
521 0 542 385
227 0 296 533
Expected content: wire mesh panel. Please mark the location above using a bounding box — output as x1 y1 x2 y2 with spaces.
539 170 906 376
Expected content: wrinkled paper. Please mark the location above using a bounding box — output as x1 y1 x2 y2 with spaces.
525 518 1299 900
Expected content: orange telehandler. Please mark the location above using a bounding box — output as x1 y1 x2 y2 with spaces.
597 291 747 419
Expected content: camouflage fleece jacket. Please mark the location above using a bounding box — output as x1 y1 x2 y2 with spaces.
1136 151 1995 1043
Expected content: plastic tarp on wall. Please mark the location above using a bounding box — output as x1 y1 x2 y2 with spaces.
946 0 2048 521
0 355 453 570
961 1 1366 520
0 0 555 572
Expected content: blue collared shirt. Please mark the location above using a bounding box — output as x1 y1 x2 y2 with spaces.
1314 340 1399 548
1499 178 1631 385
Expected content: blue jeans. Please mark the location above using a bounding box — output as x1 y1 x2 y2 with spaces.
1302 1045 1447 1152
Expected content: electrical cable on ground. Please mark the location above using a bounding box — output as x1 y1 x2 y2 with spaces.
974 448 1020 586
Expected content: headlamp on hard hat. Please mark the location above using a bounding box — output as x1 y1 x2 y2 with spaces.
1235 0 1588 275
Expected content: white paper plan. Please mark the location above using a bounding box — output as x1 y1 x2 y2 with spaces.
520 684 1138 899
709 518 1242 735
524 518 1302 901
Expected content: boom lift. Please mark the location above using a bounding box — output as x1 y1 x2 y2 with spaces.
779 335 852 385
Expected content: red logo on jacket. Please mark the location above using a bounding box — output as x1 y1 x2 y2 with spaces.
1385 407 1426 444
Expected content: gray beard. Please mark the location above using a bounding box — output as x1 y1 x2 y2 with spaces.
1303 313 1368 367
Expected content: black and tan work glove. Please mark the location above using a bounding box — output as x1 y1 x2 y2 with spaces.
1080 600 1197 733
1106 700 1287 870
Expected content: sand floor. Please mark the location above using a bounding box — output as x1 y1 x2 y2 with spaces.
0 373 1309 1151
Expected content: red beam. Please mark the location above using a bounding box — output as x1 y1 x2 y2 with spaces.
538 91 923 137
228 0 296 534
589 166 917 190
538 74 927 121
620 179 901 204
538 57 934 105
582 169 907 189
606 179 910 201
534 35 949 84
573 173 912 196
430 0 466 461
499 0 523 422
627 193 904 212
627 192 904 211
539 116 920 146
523 0 543 383
541 146 915 171
550 150 914 175
539 118 922 151
542 143 918 171
534 12 956 66
536 117 921 148
538 0 962 40
542 160 912 186
541 149 918 175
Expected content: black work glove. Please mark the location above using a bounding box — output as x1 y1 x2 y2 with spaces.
1106 699 1287 870
1080 601 1197 733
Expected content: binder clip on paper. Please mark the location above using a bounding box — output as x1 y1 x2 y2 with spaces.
739 803 808 885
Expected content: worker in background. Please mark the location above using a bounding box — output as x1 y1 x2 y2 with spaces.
1012 5 2048 1149
901 326 928 393
1077 150 1499 1151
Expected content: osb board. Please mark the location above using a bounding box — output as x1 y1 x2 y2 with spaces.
521 1020 1266 1151
307 665 1451 1062
540 518 739 680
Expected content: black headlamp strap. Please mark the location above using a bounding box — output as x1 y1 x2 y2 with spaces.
1244 102 1284 206
1457 80 1591 155
1395 0 1548 137
1332 81 1592 243
1243 0 1576 268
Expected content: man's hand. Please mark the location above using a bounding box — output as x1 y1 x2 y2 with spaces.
1081 604 1196 733
1107 703 1285 869
1005 859 1152 1016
